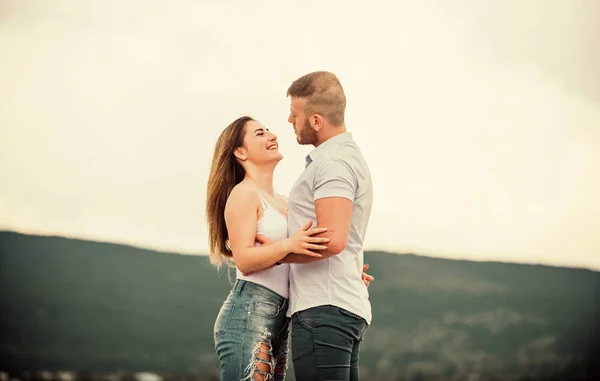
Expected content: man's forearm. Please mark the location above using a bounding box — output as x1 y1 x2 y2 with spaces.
279 252 322 264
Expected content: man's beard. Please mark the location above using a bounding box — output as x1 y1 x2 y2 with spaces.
298 119 318 145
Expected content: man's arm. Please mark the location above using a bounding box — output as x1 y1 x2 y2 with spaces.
279 197 352 263
281 158 355 263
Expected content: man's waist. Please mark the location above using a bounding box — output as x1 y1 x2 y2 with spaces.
289 279 369 303
289 296 372 324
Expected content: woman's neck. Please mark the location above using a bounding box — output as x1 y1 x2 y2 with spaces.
244 165 275 195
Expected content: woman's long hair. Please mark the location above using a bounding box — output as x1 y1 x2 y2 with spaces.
206 116 252 269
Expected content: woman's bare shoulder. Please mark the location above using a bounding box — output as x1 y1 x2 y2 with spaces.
227 181 260 207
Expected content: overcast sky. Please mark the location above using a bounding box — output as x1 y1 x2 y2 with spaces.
1 0 599 270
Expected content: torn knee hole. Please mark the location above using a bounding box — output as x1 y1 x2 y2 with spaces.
255 341 272 374
245 338 276 381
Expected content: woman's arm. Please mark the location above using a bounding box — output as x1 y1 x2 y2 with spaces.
226 184 325 274
255 233 374 287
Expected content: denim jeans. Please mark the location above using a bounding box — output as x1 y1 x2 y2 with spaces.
291 305 368 381
214 280 290 380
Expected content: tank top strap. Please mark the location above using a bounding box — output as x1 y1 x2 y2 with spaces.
257 189 268 210
277 193 288 203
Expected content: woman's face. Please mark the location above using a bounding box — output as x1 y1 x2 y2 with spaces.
238 120 283 164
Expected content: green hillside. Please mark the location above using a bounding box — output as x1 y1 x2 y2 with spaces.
0 231 598 380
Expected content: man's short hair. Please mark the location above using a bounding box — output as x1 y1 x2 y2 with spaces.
286 71 346 126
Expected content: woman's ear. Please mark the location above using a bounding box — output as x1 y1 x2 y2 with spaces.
233 147 247 161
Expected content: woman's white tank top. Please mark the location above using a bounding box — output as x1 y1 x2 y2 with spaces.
236 192 290 299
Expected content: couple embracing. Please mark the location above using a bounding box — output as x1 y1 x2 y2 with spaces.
206 71 374 381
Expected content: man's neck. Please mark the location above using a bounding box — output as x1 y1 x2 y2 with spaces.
314 124 347 148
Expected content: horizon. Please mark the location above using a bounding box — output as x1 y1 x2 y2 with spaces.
1 1 599 271
3 229 598 273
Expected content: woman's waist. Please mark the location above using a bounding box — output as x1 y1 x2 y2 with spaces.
229 276 289 306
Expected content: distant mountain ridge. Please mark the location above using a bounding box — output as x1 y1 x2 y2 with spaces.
1 231 598 380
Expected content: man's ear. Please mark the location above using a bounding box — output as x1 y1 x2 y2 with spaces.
311 114 324 132
233 147 247 161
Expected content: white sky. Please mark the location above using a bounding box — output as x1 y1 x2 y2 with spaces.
1 0 599 270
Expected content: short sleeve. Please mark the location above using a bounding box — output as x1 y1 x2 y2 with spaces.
313 158 357 202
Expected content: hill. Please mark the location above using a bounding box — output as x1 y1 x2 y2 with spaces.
0 231 598 380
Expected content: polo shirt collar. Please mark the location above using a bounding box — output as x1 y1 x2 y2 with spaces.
305 132 353 167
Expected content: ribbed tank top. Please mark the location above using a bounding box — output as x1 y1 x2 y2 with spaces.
236 192 290 299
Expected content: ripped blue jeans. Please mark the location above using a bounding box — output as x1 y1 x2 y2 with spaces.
214 280 290 381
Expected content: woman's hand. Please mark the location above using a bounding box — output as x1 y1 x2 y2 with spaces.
283 219 329 257
362 263 374 287
256 219 328 257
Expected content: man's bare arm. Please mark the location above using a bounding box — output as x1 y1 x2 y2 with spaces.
280 196 352 263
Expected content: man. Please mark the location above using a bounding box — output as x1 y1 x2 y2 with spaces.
283 71 374 381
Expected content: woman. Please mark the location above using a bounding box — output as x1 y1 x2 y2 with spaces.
206 116 328 381
206 116 373 380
